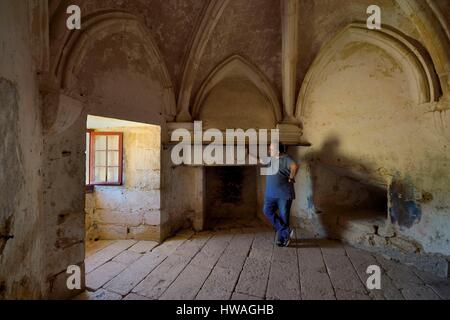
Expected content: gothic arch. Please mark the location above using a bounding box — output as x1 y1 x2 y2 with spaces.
296 23 441 119
176 0 231 121
192 55 282 122
396 0 450 106
53 11 176 120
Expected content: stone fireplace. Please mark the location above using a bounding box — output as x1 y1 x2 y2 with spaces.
204 166 258 228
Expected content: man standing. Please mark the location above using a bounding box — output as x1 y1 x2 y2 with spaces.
263 143 299 247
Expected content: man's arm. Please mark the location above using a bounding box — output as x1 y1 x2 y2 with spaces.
288 161 299 183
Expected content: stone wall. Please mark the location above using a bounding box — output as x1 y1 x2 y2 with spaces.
86 126 161 241
161 149 203 234
42 115 86 299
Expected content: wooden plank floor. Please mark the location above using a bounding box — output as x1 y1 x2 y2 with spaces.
76 226 450 300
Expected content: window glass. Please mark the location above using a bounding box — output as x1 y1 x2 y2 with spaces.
94 167 106 182
108 135 119 150
107 151 119 166
107 167 119 183
87 132 123 185
95 135 107 150
95 151 107 166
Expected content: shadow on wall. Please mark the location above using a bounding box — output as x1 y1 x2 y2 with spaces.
290 138 450 278
389 173 423 229
302 137 389 242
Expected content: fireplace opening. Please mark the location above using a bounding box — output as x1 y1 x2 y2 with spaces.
204 166 258 229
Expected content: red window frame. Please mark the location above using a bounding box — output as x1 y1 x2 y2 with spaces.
88 132 123 186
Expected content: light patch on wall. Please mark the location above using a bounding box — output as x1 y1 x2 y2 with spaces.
87 115 161 130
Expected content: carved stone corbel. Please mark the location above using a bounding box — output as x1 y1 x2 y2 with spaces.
40 89 85 136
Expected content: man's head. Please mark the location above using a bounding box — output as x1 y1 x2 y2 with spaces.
269 142 287 157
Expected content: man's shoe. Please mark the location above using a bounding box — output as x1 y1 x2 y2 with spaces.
283 229 294 247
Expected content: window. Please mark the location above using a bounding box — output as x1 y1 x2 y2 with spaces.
86 130 92 185
86 132 123 186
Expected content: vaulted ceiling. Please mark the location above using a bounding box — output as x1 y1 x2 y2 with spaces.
47 0 450 123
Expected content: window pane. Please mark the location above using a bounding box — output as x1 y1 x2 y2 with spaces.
95 135 107 150
95 151 107 166
94 167 106 182
108 135 119 150
107 167 119 183
107 151 119 166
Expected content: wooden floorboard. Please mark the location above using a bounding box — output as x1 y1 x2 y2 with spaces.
160 232 233 300
345 246 404 300
195 232 255 300
235 231 274 298
266 245 301 300
320 241 370 300
298 246 335 300
103 231 194 296
78 227 450 301
85 240 136 273
133 232 212 299
85 240 116 258
375 255 441 300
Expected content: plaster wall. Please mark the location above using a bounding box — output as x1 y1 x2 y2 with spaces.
0 0 46 299
198 77 277 130
161 149 204 234
290 32 450 263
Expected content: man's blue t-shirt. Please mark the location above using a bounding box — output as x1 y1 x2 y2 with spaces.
265 155 296 199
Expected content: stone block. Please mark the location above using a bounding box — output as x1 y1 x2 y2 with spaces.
125 190 161 211
363 234 388 248
128 169 160 189
143 210 161 225
130 225 160 241
94 188 125 211
389 237 420 253
95 189 160 212
377 223 395 238
95 209 142 227
96 224 128 240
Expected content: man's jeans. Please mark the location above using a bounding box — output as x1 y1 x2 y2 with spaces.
263 197 293 243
